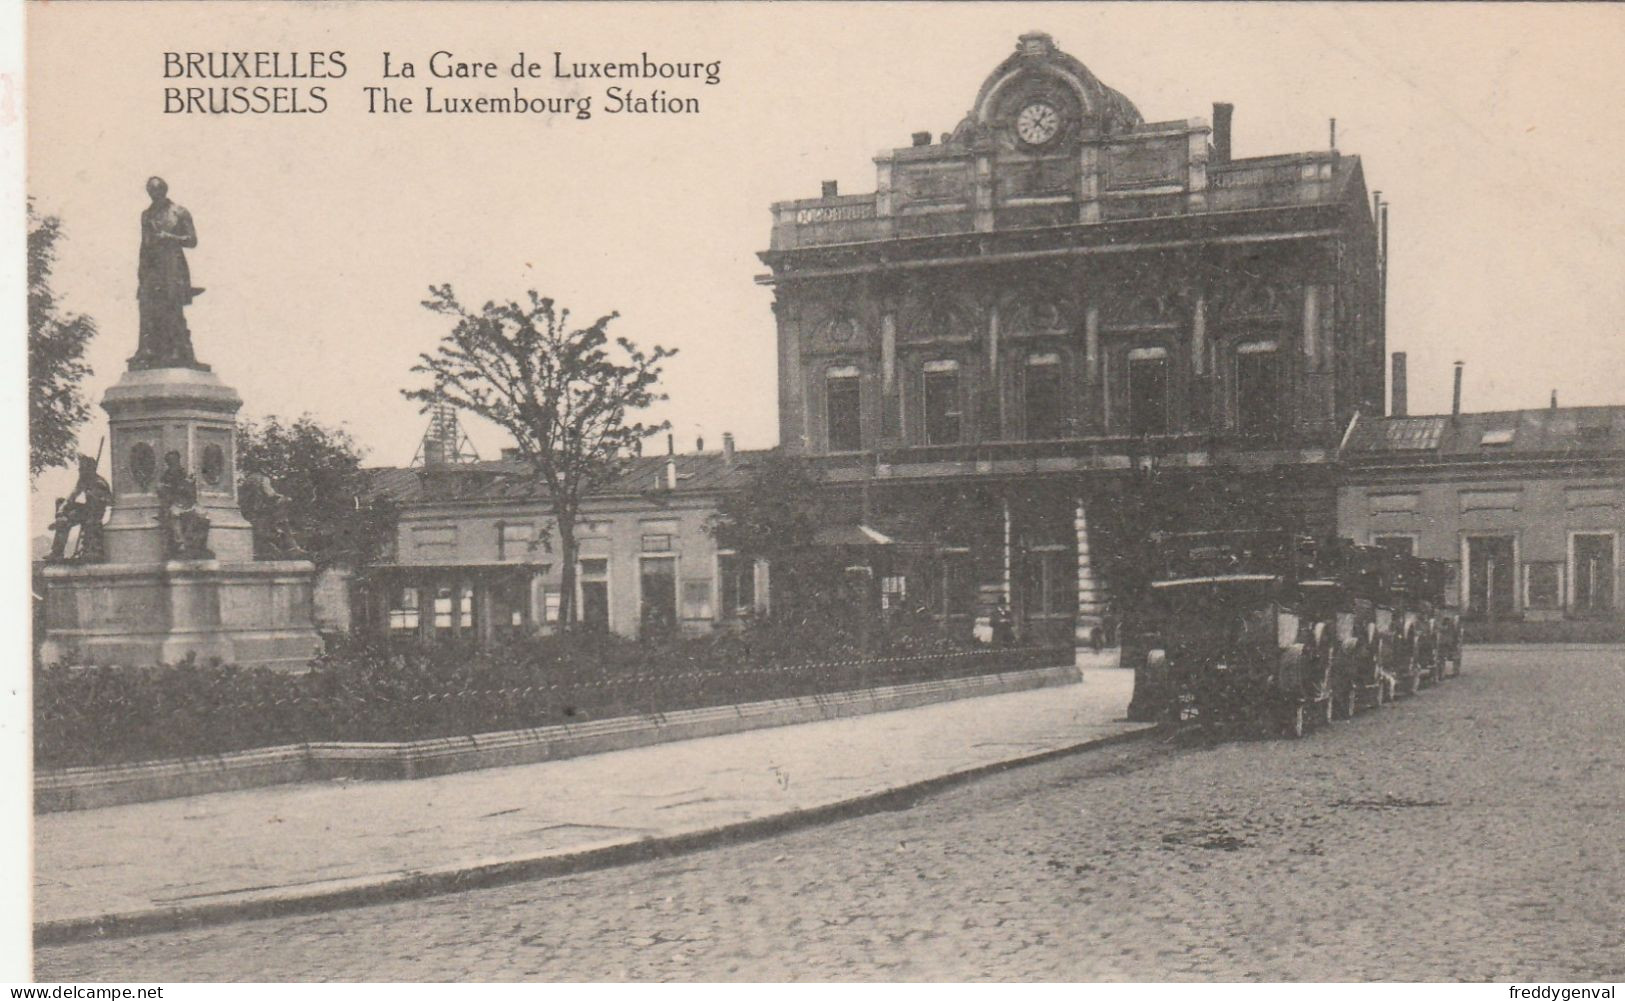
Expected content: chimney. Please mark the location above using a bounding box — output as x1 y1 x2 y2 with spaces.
1551 389 1559 410
911 131 932 147
1390 352 1408 417
696 435 705 453
1211 102 1233 164
666 433 674 456
821 179 838 198
1329 117 1337 150
722 432 736 465
664 456 677 491
1452 361 1465 418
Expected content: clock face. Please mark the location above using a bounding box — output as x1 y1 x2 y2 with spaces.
1015 102 1061 146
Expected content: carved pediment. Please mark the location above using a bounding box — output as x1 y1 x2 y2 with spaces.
1104 288 1188 328
1218 282 1295 322
898 283 988 342
997 284 1080 335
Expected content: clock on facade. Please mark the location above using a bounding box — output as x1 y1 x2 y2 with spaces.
1015 102 1061 146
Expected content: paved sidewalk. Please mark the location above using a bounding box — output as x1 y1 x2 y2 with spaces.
35 662 1147 940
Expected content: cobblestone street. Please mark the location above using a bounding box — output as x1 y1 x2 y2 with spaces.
36 647 1625 982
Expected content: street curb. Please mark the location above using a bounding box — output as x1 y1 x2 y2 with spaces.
34 721 1156 946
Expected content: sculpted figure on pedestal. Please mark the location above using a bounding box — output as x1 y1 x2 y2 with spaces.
132 176 207 371
47 454 112 563
239 472 307 560
157 450 213 560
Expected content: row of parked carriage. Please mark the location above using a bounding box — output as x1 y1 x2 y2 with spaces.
1133 531 1463 738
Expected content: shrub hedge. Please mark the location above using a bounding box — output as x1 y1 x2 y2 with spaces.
36 617 1064 769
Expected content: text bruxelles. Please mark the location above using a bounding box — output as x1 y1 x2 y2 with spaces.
161 50 722 116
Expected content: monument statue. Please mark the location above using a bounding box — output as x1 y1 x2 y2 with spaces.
133 176 206 371
239 472 307 560
46 454 112 563
157 450 214 559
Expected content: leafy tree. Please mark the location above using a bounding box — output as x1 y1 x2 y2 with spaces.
237 415 398 569
406 285 674 625
707 450 845 620
28 201 98 479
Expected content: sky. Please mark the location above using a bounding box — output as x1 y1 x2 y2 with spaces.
25 2 1625 533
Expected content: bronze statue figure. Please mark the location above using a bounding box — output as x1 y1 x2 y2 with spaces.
47 454 112 563
239 472 307 560
157 450 213 559
133 176 207 371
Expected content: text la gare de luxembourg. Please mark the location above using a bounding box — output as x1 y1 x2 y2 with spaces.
161 50 723 118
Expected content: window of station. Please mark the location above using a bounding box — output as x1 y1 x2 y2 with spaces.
681 580 713 621
387 586 419 633
825 366 862 451
923 359 962 445
1571 533 1617 617
927 547 975 618
1234 341 1282 433
718 552 757 620
1125 347 1168 436
1024 353 1064 439
432 585 472 638
490 578 530 637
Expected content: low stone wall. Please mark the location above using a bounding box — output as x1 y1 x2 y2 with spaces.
36 661 1079 813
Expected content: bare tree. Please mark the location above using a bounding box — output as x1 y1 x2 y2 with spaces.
405 285 674 626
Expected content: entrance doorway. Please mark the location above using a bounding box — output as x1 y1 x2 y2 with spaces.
640 556 678 639
1466 535 1516 620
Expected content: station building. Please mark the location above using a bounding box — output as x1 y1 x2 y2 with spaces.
1339 401 1624 638
757 31 1385 645
355 440 769 647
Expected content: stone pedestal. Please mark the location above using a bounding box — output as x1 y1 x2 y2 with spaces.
39 367 323 670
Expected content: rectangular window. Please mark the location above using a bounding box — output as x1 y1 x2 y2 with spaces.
432 586 472 635
718 552 757 620
641 534 674 552
681 580 713 620
936 549 975 617
491 579 530 635
1024 353 1064 439
1126 352 1168 435
826 367 862 451
1572 533 1616 616
387 586 419 632
1235 344 1282 433
1372 535 1416 557
542 585 562 624
1526 562 1563 611
498 523 534 560
1466 535 1517 621
923 360 962 445
579 557 609 579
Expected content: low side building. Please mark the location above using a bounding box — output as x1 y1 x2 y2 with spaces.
357 446 768 646
1338 406 1624 638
